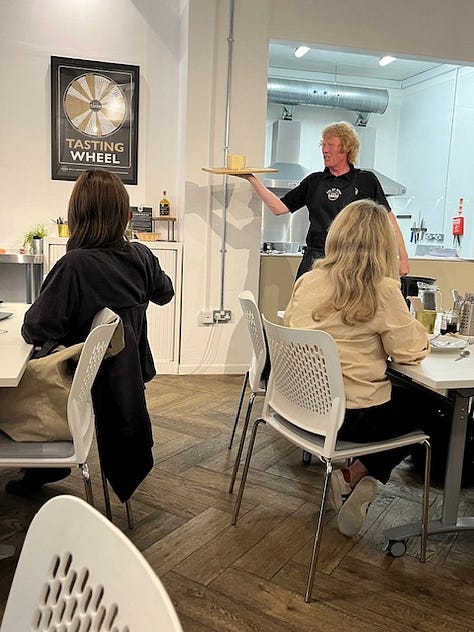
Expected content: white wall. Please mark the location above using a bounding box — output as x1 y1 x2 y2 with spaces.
4 0 474 372
0 0 181 248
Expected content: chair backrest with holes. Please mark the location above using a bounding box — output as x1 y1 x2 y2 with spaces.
238 291 268 391
0 495 183 632
262 317 346 455
67 310 120 463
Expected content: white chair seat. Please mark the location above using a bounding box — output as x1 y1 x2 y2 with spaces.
268 412 429 458
0 436 75 460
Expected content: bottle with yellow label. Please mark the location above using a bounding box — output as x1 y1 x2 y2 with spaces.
159 190 170 216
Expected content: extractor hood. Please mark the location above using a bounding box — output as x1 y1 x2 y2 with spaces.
263 119 310 189
357 126 406 196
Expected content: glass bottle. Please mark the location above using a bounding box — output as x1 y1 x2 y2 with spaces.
159 191 170 216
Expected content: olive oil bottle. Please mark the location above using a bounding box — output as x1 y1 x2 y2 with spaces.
159 190 170 216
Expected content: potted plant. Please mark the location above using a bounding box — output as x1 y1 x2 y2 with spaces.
23 223 48 254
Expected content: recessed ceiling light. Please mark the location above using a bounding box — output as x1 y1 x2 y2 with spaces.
294 46 311 58
379 55 397 67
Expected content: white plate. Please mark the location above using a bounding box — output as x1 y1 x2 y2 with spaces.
430 336 467 352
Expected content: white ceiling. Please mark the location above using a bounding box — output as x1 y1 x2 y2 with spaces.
268 42 456 83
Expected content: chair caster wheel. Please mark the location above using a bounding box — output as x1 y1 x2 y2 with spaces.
385 539 407 558
302 450 312 465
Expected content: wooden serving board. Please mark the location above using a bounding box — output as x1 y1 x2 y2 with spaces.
202 167 278 175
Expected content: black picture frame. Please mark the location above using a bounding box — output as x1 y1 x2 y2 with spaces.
51 56 139 184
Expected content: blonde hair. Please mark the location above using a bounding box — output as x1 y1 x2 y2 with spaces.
322 121 360 165
311 199 399 325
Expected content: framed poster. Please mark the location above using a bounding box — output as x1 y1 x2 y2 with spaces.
51 56 139 184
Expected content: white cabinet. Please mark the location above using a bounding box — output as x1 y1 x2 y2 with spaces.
44 238 182 374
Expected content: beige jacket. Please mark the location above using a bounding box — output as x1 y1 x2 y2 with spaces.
284 271 429 409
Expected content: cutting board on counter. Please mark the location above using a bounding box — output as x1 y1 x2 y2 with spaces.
202 167 278 175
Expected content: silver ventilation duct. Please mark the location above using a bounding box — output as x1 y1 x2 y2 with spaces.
267 78 389 114
264 78 406 195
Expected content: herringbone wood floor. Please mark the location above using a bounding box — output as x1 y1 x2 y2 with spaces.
1 374 473 630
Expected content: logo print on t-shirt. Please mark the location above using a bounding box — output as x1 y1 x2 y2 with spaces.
327 187 342 201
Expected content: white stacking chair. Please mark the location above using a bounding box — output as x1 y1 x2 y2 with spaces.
228 291 268 493
0 495 183 631
0 308 120 510
232 318 431 603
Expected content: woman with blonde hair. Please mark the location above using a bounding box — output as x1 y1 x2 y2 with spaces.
284 199 431 537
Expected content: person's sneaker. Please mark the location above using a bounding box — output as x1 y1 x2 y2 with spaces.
328 469 352 511
337 476 378 537
5 468 71 494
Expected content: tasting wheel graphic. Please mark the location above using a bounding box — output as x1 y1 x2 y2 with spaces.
64 73 127 137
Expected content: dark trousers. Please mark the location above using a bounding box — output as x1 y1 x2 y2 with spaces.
337 381 449 484
295 246 325 280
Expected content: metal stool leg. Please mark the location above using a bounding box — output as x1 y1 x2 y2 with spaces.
420 440 431 563
100 466 113 522
80 463 95 507
305 460 332 603
231 418 264 525
229 371 249 449
228 392 256 493
125 499 135 530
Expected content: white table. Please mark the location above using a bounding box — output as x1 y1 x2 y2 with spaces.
0 303 33 559
386 347 474 546
0 303 34 387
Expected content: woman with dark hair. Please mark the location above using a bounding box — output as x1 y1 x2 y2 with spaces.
6 169 174 500
284 199 431 537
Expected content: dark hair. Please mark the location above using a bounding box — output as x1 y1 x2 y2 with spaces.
66 169 130 251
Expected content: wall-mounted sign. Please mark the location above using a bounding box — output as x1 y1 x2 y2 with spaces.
51 56 139 184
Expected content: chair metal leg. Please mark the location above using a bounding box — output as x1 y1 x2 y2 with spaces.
100 460 133 530
125 499 135 530
229 371 249 449
231 418 264 525
305 460 332 603
228 392 256 493
80 463 95 507
420 440 431 563
100 466 113 522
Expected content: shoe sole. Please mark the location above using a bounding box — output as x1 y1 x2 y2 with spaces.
337 476 378 537
328 470 351 512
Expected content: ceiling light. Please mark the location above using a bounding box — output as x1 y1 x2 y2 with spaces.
294 46 310 58
379 55 397 67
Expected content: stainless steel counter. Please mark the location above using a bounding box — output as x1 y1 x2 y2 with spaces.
0 250 43 302
0 252 44 264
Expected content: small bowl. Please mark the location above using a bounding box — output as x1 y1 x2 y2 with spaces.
134 232 161 241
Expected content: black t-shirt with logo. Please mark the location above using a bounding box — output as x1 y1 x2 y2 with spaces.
280 166 391 249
